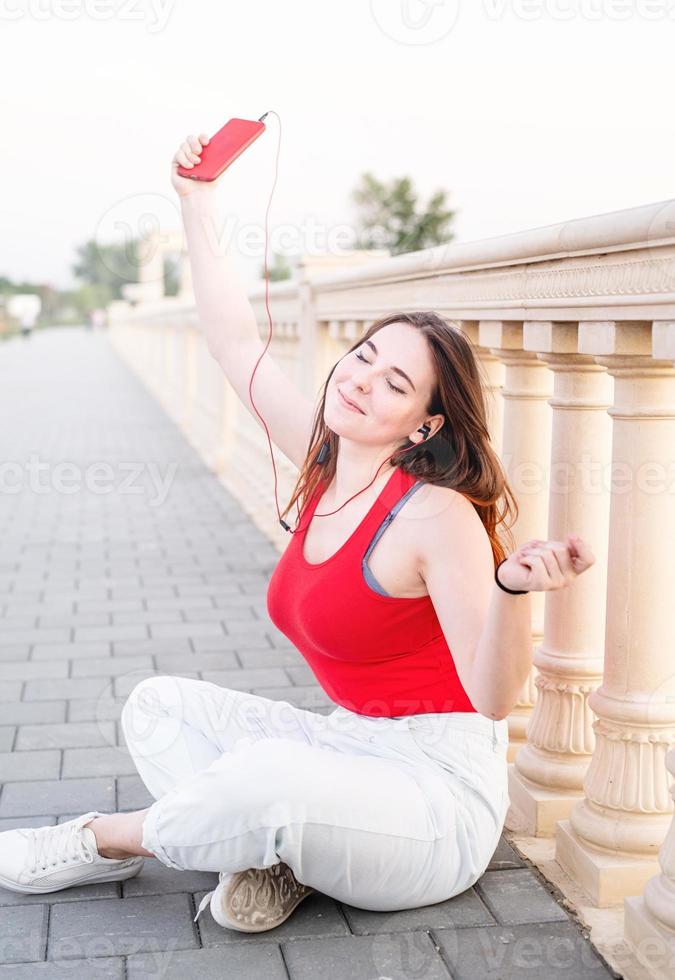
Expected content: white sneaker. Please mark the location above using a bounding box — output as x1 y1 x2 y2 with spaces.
0 811 144 894
194 861 316 932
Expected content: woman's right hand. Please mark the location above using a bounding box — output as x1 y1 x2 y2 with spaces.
170 132 215 199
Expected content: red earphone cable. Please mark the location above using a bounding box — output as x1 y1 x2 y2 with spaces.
247 110 424 536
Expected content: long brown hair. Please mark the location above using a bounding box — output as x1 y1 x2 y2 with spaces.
280 311 519 567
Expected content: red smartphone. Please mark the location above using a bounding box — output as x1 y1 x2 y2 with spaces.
176 117 266 181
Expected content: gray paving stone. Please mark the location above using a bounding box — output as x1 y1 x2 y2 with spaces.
77 599 144 613
112 638 191 657
123 858 218 897
0 701 67 725
67 698 124 723
193 633 273 651
73 625 149 643
219 606 263 623
144 576 206 589
112 586 176 600
0 815 56 831
0 879 119 907
179 608 247 624
487 835 526 870
474 868 570 925
236 647 305 669
0 646 30 662
0 728 15 752
62 746 137 778
117 774 156 811
341 884 495 934
0 777 115 817
6 604 73 617
0 615 37 629
23 678 113 701
0 660 69 680
15 721 117 751
195 889 349 946
237 582 268 597
39 613 111 628
0 681 22 701
70 655 154 678
149 622 226 639
0 749 61 782
200 667 291 690
146 596 214 611
433 919 617 979
285 663 318 685
222 620 271 637
49 893 198 960
128 944 288 980
0 957 124 978
0 904 48 963
112 609 183 626
0 628 70 647
31 642 111 660
184 584 246 599
153 651 239 672
281 932 451 980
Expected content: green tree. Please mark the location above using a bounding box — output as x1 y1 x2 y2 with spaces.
71 239 139 300
163 254 180 296
259 251 292 282
350 173 456 256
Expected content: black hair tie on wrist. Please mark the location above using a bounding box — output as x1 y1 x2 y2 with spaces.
494 558 529 595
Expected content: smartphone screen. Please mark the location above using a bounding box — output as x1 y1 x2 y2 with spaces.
176 117 266 182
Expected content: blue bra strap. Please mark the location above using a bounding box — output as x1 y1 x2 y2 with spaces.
361 481 425 596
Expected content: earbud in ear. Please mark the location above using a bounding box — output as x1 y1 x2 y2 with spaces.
417 423 431 440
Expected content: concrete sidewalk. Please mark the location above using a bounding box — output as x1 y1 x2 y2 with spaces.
0 327 619 978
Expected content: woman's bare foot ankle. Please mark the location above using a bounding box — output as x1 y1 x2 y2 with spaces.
84 811 154 860
84 817 132 859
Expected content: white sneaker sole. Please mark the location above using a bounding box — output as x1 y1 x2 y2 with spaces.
0 858 144 894
213 862 316 933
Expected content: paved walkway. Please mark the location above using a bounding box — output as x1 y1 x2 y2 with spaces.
0 327 619 978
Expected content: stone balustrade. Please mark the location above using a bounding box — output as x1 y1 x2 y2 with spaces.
108 198 675 976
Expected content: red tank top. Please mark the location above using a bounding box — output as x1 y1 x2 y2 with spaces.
266 465 478 717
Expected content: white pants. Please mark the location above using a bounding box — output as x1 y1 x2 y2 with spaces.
120 675 510 912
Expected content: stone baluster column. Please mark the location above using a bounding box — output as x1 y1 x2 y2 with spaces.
507 321 613 836
137 229 165 303
623 320 675 974
478 321 553 761
298 273 317 399
556 321 675 906
624 750 675 978
457 320 505 455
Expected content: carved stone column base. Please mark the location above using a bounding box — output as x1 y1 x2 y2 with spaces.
506 764 583 836
624 895 675 980
556 819 663 906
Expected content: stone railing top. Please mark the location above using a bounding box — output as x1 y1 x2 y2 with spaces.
247 197 675 299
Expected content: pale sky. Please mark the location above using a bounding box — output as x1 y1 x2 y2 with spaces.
1 0 673 291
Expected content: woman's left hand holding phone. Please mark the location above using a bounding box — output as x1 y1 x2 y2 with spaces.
171 132 214 199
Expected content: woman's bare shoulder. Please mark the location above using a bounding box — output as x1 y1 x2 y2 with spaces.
406 482 491 563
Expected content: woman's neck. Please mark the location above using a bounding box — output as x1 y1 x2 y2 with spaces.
326 454 397 507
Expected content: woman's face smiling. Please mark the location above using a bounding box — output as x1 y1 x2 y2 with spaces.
326 321 440 449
